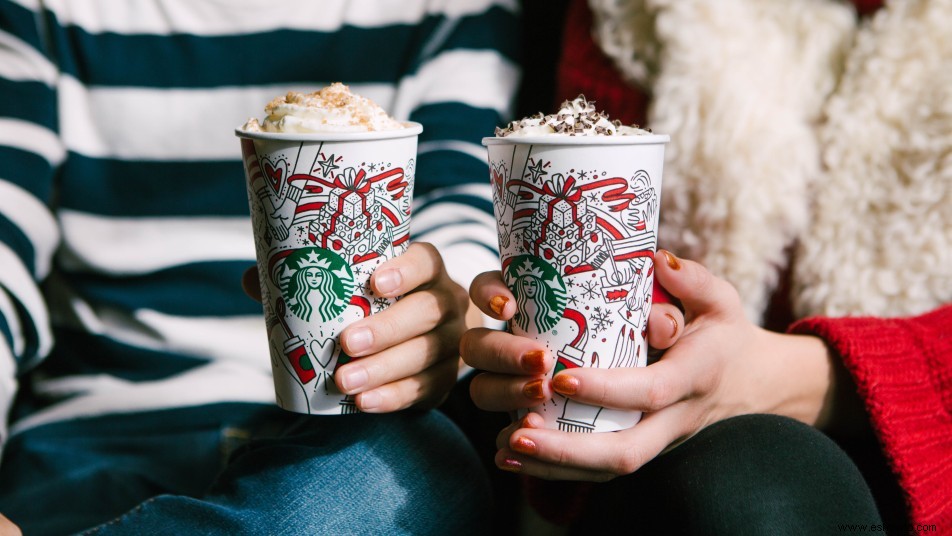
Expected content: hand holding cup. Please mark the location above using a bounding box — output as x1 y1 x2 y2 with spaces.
237 84 449 415
465 251 836 480
480 96 670 432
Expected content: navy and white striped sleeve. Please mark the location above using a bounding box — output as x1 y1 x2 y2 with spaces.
0 0 63 437
392 0 520 294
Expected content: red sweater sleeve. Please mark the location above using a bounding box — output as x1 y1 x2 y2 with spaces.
790 305 952 528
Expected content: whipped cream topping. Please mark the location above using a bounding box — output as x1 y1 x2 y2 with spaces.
241 83 404 133
495 95 651 137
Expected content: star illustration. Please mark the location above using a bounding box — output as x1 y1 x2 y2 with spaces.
317 154 340 177
305 251 323 265
526 159 548 182
588 192 600 203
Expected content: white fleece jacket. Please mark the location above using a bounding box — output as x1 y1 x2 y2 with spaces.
590 0 952 323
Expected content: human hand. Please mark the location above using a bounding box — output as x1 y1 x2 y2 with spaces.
0 513 22 536
243 242 470 413
461 262 685 413
266 200 292 240
462 251 833 481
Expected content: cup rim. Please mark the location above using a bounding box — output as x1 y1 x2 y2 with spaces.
482 133 670 146
235 121 423 141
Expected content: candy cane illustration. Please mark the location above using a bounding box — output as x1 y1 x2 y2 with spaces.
555 309 603 433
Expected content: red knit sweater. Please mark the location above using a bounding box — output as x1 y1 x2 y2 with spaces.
534 0 952 528
791 309 952 528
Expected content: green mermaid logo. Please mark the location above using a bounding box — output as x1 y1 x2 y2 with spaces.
276 248 355 322
505 255 567 333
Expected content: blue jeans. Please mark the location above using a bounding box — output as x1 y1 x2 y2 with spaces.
0 402 491 535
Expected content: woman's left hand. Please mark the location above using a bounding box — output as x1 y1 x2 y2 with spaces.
244 242 471 413
470 251 835 481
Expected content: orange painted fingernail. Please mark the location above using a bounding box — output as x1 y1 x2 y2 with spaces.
665 312 679 338
523 378 545 399
512 436 537 455
662 250 681 270
500 457 523 472
521 350 546 373
552 374 579 396
489 295 509 316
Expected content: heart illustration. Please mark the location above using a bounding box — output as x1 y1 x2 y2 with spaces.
263 158 288 195
309 338 336 369
490 162 507 199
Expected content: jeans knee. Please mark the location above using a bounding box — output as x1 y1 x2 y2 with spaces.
362 411 493 533
226 410 491 535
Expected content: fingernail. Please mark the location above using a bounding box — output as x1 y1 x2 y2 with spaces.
523 379 546 399
339 367 368 392
520 414 535 429
522 412 543 429
374 269 402 294
489 295 509 316
500 457 523 472
665 312 679 338
358 390 381 411
520 350 546 373
552 374 579 396
345 327 373 354
662 250 681 270
512 436 537 456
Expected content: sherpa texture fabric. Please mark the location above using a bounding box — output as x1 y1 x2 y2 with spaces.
590 0 952 323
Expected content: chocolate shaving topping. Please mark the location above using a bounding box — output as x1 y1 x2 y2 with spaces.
495 94 650 137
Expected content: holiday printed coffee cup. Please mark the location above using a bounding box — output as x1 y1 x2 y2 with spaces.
237 124 421 414
483 134 669 432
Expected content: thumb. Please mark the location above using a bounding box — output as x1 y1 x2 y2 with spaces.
0 513 22 536
654 250 739 317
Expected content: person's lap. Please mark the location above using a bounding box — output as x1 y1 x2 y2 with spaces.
569 414 884 535
0 402 491 535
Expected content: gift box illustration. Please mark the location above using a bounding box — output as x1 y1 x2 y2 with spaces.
313 167 386 259
527 174 598 273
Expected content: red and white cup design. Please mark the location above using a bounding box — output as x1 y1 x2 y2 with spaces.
237 125 421 414
484 133 668 432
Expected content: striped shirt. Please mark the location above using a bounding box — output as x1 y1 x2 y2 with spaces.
0 0 518 440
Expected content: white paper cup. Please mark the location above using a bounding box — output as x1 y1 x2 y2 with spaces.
237 124 422 414
483 133 669 432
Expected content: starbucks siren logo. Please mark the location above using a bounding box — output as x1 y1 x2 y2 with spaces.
275 247 355 322
505 255 567 333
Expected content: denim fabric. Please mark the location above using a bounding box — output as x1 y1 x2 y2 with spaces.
0 403 491 535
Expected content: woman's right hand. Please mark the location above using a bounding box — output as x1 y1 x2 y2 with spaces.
460 251 838 482
459 267 685 416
